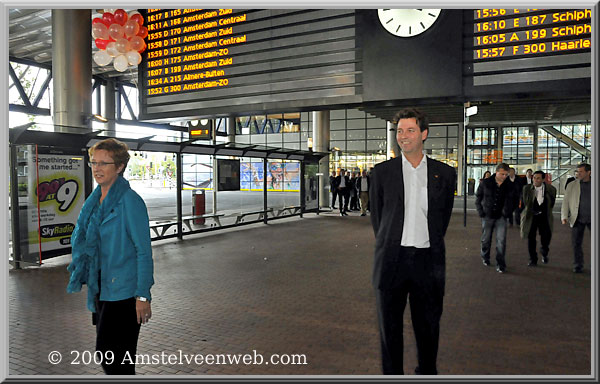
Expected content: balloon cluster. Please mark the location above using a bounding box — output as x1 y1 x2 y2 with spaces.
92 9 147 72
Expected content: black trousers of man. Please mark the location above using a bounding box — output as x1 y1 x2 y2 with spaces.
94 296 141 375
528 214 552 264
339 188 350 214
375 247 444 375
331 189 338 208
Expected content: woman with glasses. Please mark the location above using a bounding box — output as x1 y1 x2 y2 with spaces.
67 138 154 375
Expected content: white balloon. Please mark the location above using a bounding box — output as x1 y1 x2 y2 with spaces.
128 10 140 18
104 9 116 14
113 54 129 72
125 50 141 66
106 42 119 57
93 50 112 66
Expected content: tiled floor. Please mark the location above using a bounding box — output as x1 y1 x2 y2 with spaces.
8 211 592 376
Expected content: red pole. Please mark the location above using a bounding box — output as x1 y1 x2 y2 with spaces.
35 145 42 265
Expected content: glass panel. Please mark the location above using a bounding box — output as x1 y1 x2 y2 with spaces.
367 129 386 140
330 110 346 119
347 109 366 118
447 125 459 137
331 130 346 140
347 129 366 140
367 118 386 129
428 126 447 138
330 120 346 130
347 141 365 151
347 119 365 129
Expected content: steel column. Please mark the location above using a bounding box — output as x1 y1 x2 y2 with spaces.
312 111 330 209
51 10 92 132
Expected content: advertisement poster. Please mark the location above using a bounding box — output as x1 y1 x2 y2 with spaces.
27 154 85 255
267 162 300 192
240 161 264 191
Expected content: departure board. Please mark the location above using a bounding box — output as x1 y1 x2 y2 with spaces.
464 9 592 88
139 9 361 121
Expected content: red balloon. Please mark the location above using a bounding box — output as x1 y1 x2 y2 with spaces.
102 12 115 27
114 9 128 26
130 13 144 26
92 17 104 24
95 38 110 50
137 26 148 39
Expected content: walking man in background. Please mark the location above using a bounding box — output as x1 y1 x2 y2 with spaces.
357 170 370 216
475 163 517 273
561 163 592 273
330 170 338 209
336 168 350 216
520 171 557 266
370 108 455 375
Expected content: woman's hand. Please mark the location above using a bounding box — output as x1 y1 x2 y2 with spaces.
136 299 152 325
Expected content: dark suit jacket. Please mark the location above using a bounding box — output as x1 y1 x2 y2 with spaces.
356 176 370 193
369 157 456 292
335 175 351 192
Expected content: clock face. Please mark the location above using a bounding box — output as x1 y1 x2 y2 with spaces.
378 9 442 37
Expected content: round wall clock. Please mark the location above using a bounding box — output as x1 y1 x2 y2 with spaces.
377 9 442 37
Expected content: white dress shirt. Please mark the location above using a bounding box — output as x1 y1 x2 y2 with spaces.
361 177 368 191
339 175 346 188
535 184 544 205
401 152 429 248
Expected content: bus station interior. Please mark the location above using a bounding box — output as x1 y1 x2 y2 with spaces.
5 7 596 377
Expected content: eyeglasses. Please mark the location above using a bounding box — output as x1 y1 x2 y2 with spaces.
88 161 116 168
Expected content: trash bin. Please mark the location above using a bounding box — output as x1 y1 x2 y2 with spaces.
192 189 205 225
468 179 475 196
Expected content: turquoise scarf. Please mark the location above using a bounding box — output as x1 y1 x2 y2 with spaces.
66 176 130 312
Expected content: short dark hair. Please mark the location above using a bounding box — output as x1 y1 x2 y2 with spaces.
393 108 429 132
533 170 545 178
496 163 510 172
577 163 591 172
88 138 130 175
526 168 533 173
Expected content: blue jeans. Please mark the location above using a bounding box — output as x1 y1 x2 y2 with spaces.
481 217 507 268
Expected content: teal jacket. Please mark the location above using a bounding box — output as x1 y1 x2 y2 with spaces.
98 189 154 302
68 176 154 311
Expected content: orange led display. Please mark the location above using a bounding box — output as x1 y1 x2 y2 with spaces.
472 9 591 60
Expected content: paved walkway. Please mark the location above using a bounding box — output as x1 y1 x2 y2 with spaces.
8 211 592 376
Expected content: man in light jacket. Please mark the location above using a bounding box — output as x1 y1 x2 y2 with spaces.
561 163 591 273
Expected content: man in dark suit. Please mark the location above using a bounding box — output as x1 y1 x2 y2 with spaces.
520 170 557 266
370 108 456 375
335 169 350 216
329 171 338 209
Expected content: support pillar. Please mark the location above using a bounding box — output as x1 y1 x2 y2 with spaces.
52 10 92 132
457 123 464 196
227 116 236 143
312 111 330 209
103 79 116 132
387 121 399 159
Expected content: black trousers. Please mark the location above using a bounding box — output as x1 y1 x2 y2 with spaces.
331 189 338 208
572 220 591 270
375 247 444 375
528 214 552 263
338 188 350 213
94 296 141 375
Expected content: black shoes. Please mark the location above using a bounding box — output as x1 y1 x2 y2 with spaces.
360 213 366 216
482 259 491 266
573 267 583 273
528 261 538 267
542 256 549 264
496 266 506 273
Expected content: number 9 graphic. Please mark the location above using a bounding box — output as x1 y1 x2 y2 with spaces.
56 180 79 212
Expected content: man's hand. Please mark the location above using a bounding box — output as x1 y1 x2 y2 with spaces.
136 300 152 325
562 219 568 225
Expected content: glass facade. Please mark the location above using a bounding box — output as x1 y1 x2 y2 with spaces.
467 122 591 195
